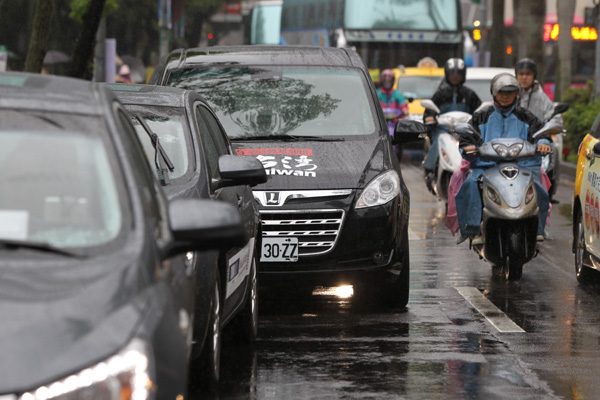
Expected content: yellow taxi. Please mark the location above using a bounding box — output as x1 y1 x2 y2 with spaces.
573 113 600 283
392 61 444 122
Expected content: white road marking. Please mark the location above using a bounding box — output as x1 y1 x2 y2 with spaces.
456 286 525 333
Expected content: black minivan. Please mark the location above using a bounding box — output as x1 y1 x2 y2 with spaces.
150 45 412 308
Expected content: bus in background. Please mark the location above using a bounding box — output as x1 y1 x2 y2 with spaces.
246 0 283 45
280 0 463 70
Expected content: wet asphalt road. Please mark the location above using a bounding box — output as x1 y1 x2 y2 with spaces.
190 158 600 400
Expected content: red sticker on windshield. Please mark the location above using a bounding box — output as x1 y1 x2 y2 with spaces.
235 148 313 156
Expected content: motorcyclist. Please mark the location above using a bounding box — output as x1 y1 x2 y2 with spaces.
377 69 408 121
515 58 562 126
423 58 481 184
455 73 551 245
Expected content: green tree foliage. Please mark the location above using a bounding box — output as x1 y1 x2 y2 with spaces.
69 0 118 21
562 82 600 155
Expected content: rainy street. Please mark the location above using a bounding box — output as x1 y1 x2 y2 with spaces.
192 159 600 400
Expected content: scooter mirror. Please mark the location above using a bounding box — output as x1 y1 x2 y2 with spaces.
420 99 441 114
393 119 428 144
474 101 493 113
552 102 569 117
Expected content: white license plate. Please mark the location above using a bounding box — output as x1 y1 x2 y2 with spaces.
261 237 299 262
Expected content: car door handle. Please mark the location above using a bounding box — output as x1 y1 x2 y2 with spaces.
237 194 243 208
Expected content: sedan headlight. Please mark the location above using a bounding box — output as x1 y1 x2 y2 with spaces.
356 170 400 209
19 338 154 400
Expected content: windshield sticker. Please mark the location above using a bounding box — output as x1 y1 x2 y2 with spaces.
256 154 318 178
235 148 313 156
0 210 29 240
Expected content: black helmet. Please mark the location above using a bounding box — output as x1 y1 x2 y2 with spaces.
444 58 466 86
515 58 537 79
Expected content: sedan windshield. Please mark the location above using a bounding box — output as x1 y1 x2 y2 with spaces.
0 111 124 249
126 105 193 182
168 67 377 139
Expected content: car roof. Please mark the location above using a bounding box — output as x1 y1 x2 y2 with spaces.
466 67 514 80
162 45 367 69
105 83 203 108
0 71 115 116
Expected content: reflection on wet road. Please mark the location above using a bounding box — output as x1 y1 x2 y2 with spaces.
191 162 600 400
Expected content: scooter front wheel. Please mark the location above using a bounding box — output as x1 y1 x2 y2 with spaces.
503 255 523 281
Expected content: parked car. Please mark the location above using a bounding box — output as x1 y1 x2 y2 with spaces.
150 45 412 308
572 111 600 283
107 83 267 384
0 72 246 399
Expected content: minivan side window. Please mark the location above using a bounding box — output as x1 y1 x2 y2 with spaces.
198 106 231 155
194 105 221 183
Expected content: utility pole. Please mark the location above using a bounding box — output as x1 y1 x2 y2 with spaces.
479 0 489 67
159 0 172 59
594 1 600 98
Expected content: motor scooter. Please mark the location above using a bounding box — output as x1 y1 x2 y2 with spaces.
460 119 563 281
420 100 470 202
382 106 405 161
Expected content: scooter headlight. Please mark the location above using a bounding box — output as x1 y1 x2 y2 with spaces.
508 143 523 157
487 187 501 205
356 170 400 209
492 143 509 157
525 185 535 204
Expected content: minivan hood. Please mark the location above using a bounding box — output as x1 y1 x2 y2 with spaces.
0 253 147 394
231 138 387 190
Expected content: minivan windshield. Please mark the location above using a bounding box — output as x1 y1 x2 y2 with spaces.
0 111 124 249
168 67 378 139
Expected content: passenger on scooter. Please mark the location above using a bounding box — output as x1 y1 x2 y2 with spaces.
377 69 408 121
515 58 562 127
455 73 552 245
423 58 481 184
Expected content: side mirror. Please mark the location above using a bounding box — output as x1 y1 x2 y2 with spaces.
593 142 600 157
474 101 493 113
393 120 428 144
553 102 569 116
216 155 268 189
420 99 441 114
166 199 247 257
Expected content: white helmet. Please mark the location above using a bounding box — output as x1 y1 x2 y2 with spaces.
490 73 520 97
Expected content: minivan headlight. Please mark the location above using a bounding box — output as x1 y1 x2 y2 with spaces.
19 338 154 400
356 170 400 209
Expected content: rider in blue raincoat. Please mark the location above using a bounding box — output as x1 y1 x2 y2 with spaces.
455 73 552 245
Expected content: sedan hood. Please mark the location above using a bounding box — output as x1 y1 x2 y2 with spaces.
231 138 387 190
0 251 148 394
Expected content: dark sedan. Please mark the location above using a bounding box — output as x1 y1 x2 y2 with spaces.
150 45 412 308
107 83 267 384
0 72 245 399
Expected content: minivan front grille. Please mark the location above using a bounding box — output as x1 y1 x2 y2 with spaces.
260 209 345 256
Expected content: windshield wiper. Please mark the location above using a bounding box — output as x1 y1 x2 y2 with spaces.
135 115 175 185
0 239 85 258
232 134 345 142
